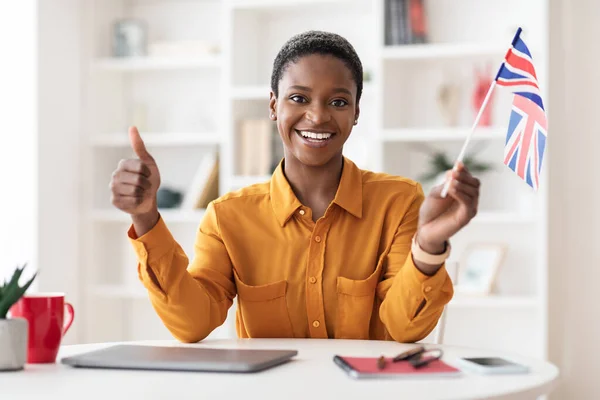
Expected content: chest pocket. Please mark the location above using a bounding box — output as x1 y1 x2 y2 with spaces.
335 256 385 340
234 272 295 338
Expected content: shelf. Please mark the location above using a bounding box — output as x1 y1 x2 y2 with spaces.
92 56 221 71
90 284 147 299
91 132 221 147
382 43 508 61
90 209 206 223
382 127 505 142
471 211 536 224
230 175 272 189
231 85 271 100
449 295 540 309
229 0 361 10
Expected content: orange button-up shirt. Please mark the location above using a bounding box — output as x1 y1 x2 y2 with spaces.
128 157 453 343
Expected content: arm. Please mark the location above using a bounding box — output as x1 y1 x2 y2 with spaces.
128 201 236 343
378 187 454 343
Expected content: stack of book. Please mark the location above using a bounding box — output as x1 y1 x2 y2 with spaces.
237 118 282 176
385 0 428 46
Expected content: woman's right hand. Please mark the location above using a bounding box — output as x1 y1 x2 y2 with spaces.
110 126 161 235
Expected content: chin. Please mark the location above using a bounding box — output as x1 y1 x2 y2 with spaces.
291 148 341 168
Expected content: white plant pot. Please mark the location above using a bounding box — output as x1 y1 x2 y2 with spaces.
0 318 28 371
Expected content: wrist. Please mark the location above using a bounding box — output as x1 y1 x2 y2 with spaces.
131 208 160 237
416 234 446 255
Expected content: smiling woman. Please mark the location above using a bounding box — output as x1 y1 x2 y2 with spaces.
117 30 481 344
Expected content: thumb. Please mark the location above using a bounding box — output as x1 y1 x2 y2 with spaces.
128 126 154 163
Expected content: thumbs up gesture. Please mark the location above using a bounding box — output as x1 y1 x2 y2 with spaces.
110 127 161 225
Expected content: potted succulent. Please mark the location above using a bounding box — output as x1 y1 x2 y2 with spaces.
0 264 36 371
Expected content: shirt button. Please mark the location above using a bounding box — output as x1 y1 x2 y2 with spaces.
312 320 320 328
309 276 317 284
424 286 432 293
314 236 321 243
299 209 305 216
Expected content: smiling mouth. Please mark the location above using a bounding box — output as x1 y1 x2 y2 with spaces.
294 129 336 149
295 129 335 140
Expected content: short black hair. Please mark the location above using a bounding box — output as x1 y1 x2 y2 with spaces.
270 30 363 102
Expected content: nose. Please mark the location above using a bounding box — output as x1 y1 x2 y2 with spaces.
305 103 331 125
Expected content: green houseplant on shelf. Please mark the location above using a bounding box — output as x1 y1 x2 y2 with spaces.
0 264 36 371
417 144 493 195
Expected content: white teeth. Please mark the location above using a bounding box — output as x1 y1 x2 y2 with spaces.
299 131 333 140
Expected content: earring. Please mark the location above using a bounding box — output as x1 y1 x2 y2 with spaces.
354 119 358 125
270 113 276 120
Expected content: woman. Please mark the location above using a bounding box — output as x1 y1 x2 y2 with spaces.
110 31 480 343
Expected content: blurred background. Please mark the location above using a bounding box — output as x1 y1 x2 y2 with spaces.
0 0 597 398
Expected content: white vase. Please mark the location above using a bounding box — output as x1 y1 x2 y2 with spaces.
0 318 28 371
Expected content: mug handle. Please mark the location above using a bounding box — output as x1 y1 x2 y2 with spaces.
63 302 75 336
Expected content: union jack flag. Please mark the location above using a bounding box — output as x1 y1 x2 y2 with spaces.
495 28 547 190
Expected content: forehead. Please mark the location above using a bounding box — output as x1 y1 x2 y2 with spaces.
280 53 355 90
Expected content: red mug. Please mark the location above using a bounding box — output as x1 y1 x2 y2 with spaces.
9 293 74 363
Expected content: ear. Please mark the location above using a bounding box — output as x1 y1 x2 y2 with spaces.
269 91 277 121
353 104 360 125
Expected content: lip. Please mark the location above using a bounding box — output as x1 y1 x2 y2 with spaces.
294 129 335 149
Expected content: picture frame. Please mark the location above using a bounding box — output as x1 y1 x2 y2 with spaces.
455 243 507 295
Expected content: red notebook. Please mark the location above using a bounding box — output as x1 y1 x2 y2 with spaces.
334 356 462 379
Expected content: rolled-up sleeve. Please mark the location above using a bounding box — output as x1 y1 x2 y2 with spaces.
128 201 236 343
377 185 454 343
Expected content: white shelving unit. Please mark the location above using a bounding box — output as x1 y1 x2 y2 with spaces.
91 132 221 147
92 55 222 71
80 0 549 361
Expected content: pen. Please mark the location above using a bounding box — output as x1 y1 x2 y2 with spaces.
392 346 426 362
377 355 386 370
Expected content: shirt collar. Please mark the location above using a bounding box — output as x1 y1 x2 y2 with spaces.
270 157 363 227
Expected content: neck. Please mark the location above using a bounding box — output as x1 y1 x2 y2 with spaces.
282 153 344 207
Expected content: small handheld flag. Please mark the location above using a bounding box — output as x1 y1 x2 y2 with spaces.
441 27 548 197
496 28 547 190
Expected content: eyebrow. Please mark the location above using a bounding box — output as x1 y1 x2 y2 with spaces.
289 85 353 96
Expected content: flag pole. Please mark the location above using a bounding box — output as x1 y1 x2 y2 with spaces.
440 80 497 198
440 27 523 199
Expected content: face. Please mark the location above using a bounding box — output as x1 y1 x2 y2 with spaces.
269 54 359 167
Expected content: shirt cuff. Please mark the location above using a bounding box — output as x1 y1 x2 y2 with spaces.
128 215 178 267
404 251 453 299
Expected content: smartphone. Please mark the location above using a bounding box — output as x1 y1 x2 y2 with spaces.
456 357 530 375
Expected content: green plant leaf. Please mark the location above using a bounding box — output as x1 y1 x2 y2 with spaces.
0 264 37 319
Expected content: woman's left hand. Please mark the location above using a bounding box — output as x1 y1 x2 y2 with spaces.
416 162 480 253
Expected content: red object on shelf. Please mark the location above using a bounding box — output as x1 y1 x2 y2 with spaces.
473 65 495 126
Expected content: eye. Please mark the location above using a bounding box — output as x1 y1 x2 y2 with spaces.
290 95 307 104
330 99 348 107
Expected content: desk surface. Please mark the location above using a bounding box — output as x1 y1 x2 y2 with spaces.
2 338 558 400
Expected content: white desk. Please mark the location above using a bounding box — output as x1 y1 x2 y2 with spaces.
1 339 558 400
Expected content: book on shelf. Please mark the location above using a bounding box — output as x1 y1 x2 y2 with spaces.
237 118 280 176
181 152 219 210
385 0 428 46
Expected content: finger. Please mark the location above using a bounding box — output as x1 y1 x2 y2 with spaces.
449 179 479 198
118 159 151 178
112 170 152 190
452 168 481 188
448 185 478 218
128 126 155 163
111 182 145 197
428 183 453 201
111 194 143 210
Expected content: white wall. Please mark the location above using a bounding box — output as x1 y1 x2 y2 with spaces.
0 2 38 283
37 0 83 344
548 0 600 398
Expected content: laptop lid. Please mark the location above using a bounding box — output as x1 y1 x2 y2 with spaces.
61 344 298 373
